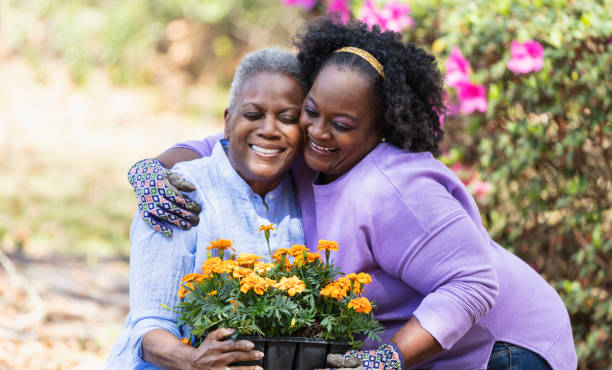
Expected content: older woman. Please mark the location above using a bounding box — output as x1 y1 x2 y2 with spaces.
107 47 306 369
131 20 577 370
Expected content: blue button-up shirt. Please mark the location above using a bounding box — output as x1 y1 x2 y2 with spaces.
106 140 304 369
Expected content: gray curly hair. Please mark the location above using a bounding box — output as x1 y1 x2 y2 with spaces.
228 47 306 112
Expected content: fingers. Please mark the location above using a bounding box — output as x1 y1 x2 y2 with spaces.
167 171 197 192
164 174 203 214
216 349 264 366
229 366 263 370
206 328 236 342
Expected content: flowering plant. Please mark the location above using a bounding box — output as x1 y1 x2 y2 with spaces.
171 226 383 348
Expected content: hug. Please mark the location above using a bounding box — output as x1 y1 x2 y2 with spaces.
108 18 576 370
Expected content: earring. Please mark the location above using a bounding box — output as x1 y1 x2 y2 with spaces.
380 137 386 142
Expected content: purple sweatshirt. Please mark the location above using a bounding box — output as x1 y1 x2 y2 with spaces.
173 137 577 369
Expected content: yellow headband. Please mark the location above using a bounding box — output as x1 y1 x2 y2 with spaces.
334 46 385 78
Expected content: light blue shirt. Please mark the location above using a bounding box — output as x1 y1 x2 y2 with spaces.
106 140 304 369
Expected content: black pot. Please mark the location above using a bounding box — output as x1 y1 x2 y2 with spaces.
232 336 352 370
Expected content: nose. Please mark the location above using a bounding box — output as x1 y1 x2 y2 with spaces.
307 117 331 141
258 114 280 139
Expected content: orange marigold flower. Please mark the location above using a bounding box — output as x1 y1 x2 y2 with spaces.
208 290 217 296
348 297 372 314
272 248 290 261
181 337 192 346
237 253 263 267
254 262 275 275
232 267 254 279
320 283 347 300
207 238 236 252
177 282 194 299
273 276 306 296
306 252 321 263
259 224 275 232
195 274 209 283
347 272 372 285
202 257 224 275
335 277 352 292
288 244 308 257
181 273 199 283
222 260 239 274
317 240 339 252
240 274 268 295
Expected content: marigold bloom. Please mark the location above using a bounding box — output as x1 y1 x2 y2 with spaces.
202 257 224 275
237 253 263 267
347 272 372 285
289 244 308 257
259 224 275 232
254 262 275 275
181 337 192 346
272 248 290 261
320 283 347 300
181 273 199 283
273 276 306 296
306 252 321 263
348 297 372 314
222 259 239 274
233 267 254 279
335 277 352 292
317 240 339 252
177 282 194 299
207 238 235 252
240 274 269 295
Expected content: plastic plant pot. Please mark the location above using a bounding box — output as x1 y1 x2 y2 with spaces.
231 336 352 370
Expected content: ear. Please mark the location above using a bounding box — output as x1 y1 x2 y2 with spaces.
223 108 231 139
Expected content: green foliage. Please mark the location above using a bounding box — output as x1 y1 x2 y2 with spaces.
174 245 383 348
401 0 611 367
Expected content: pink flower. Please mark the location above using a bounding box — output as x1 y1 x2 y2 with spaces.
327 0 351 24
282 0 318 10
507 40 544 74
469 180 492 200
445 47 471 88
360 0 413 32
456 81 487 114
379 1 413 32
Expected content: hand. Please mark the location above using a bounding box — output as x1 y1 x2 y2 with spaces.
188 328 264 370
128 158 202 237
319 343 404 370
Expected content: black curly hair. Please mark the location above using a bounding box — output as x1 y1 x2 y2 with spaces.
293 17 445 155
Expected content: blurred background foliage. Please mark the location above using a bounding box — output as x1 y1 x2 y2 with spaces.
1 0 610 368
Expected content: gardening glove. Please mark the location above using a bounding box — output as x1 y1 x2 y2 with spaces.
128 158 201 237
320 343 404 370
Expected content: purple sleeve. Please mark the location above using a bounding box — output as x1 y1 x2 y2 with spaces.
170 133 223 157
370 189 499 350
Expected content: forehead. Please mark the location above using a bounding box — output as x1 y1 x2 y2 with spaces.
237 71 304 107
308 65 375 110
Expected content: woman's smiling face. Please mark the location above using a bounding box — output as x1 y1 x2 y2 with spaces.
225 71 304 196
299 64 382 183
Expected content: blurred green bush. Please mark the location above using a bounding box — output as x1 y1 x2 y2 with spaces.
403 0 610 367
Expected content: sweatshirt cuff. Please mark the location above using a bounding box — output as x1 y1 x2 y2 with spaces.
412 291 475 350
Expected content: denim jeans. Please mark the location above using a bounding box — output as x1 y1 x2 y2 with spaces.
486 342 552 370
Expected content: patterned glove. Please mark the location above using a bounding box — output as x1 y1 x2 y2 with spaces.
128 159 202 237
321 343 404 370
